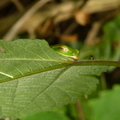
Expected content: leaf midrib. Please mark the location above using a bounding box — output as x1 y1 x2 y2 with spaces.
14 65 71 117
0 63 69 83
0 59 73 63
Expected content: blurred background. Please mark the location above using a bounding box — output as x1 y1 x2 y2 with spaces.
0 0 120 120
0 0 120 87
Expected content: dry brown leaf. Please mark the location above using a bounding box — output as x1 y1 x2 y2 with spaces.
54 12 72 24
36 18 54 37
74 10 90 26
18 13 45 33
59 34 78 43
0 0 10 8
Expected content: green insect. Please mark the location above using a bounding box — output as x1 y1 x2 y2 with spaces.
51 44 79 60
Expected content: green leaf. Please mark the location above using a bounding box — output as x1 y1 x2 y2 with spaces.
89 85 120 120
0 39 107 119
21 111 69 120
101 14 120 61
0 39 72 81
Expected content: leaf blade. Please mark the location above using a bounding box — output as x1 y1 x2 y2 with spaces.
0 39 108 119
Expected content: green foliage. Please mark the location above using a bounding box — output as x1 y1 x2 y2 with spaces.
79 14 120 61
0 39 108 119
101 14 120 61
22 111 69 120
89 85 120 120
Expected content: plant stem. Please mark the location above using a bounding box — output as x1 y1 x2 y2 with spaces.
75 100 86 120
71 60 120 67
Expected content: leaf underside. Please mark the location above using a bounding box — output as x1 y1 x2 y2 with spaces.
0 39 107 119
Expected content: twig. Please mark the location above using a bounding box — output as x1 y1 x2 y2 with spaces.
82 0 120 13
11 0 24 12
64 21 78 34
3 0 51 41
64 0 89 34
1 0 119 38
2 0 119 40
75 100 86 120
84 21 102 45
84 8 120 46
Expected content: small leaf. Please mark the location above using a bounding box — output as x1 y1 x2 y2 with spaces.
21 111 69 120
89 85 120 120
